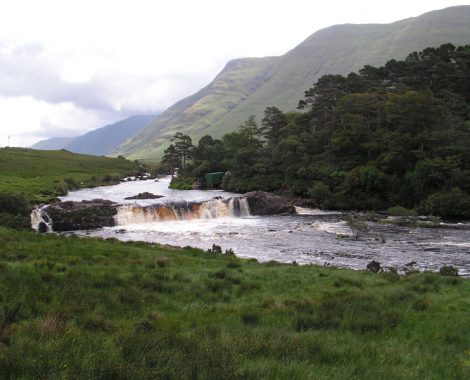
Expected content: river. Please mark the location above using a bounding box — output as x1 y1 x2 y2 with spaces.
57 176 470 276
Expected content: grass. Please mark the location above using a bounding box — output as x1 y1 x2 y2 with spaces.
0 227 469 379
1 147 469 378
0 148 142 205
0 148 142 229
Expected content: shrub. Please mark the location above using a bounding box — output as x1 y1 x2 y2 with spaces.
240 312 260 325
387 206 417 216
0 194 28 215
207 244 222 254
439 265 459 277
423 188 470 219
0 194 30 229
367 260 382 273
344 215 369 239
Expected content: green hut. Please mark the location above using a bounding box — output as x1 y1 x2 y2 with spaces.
204 172 225 188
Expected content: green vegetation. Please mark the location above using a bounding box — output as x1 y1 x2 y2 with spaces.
113 6 470 160
114 57 276 159
0 227 469 379
176 43 470 219
0 148 142 228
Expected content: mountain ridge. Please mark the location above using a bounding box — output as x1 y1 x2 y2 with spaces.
32 115 157 156
114 5 470 159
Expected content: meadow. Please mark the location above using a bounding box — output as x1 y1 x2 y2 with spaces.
0 148 141 229
0 148 141 204
1 227 469 379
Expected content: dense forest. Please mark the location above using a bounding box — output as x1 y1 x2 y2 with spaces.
162 43 470 219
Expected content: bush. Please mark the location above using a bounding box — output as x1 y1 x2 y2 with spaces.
0 194 30 229
367 260 382 273
307 181 332 207
439 265 459 277
423 188 470 219
387 206 417 216
207 244 222 254
0 194 28 215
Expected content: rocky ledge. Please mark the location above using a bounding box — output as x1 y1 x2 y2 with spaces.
45 199 118 231
124 192 164 200
243 191 296 216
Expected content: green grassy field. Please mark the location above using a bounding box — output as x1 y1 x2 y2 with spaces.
0 228 469 379
0 148 141 204
0 148 142 229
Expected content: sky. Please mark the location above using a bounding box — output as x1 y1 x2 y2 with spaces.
0 0 468 147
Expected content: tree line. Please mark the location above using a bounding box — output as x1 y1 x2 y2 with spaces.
161 43 470 218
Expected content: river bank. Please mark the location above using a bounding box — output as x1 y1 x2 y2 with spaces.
32 176 470 277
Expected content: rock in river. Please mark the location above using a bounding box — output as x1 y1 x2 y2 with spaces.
45 199 118 231
243 191 296 216
124 192 164 200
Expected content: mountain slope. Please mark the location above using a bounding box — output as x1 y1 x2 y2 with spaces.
115 5 470 159
64 115 156 156
31 136 77 150
206 5 470 136
113 57 276 158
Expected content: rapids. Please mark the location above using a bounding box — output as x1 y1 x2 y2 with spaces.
55 176 470 276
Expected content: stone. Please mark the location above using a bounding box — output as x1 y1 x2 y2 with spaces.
243 191 296 216
124 192 164 200
44 199 118 231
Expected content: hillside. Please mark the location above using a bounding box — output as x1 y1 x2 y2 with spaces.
112 57 276 158
114 5 470 159
31 136 77 150
0 147 141 205
31 115 156 156
65 115 156 156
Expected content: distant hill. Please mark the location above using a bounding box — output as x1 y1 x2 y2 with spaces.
31 115 156 156
64 115 156 156
31 136 77 150
113 5 470 159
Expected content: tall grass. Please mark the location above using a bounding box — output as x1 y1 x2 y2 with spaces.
0 227 469 379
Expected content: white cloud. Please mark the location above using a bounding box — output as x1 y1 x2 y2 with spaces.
0 96 116 147
0 0 467 146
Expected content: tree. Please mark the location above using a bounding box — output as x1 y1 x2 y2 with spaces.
261 106 287 147
171 132 193 171
239 115 262 146
161 144 180 174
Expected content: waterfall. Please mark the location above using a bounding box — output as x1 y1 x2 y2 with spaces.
115 197 250 226
30 206 53 233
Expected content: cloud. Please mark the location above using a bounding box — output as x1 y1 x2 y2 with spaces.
0 0 465 147
0 39 212 115
0 96 120 147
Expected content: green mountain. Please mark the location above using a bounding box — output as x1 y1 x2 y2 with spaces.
31 136 77 150
114 5 470 160
112 58 276 159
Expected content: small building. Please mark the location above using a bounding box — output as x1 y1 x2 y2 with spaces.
204 172 225 188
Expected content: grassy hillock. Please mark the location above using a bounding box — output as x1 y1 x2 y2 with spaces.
0 228 469 378
113 6 470 159
0 148 142 228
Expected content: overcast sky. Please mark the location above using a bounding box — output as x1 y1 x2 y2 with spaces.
1 0 468 147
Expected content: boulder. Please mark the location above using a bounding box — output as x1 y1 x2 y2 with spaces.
44 199 118 231
243 191 296 216
124 192 164 200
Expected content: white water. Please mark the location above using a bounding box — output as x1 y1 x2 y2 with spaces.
30 206 53 233
53 176 470 276
115 197 250 225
